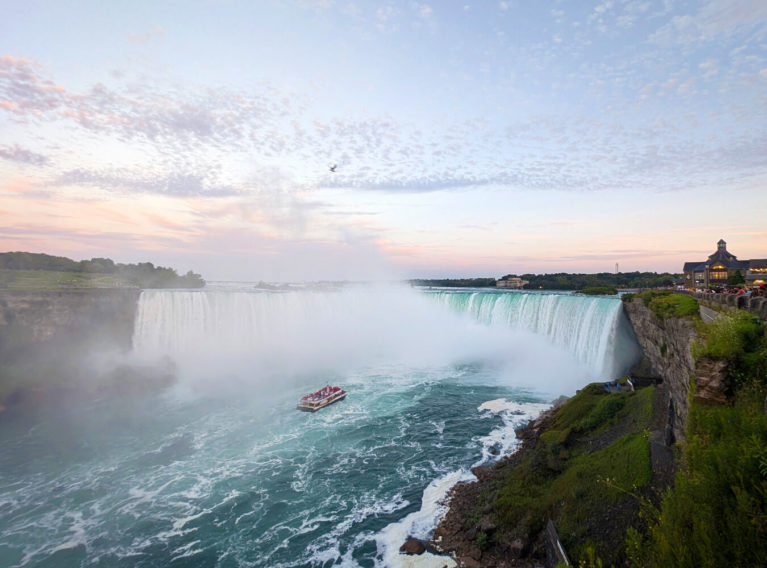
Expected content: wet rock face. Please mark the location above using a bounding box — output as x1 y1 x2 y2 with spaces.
623 299 697 443
0 289 144 408
0 289 140 349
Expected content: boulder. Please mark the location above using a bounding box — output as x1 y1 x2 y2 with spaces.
478 516 497 534
509 537 526 558
400 538 426 555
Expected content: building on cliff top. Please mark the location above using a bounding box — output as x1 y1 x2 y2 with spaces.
683 239 766 288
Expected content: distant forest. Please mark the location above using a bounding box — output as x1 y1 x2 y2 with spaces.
409 278 498 288
0 252 205 289
410 271 678 290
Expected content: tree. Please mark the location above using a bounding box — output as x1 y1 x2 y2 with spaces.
727 270 745 286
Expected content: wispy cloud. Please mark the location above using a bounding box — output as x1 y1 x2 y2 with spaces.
55 168 239 197
0 144 49 166
0 55 67 116
2 43 766 198
650 0 767 45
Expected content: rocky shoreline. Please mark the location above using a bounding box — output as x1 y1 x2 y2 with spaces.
396 407 558 568
427 409 555 568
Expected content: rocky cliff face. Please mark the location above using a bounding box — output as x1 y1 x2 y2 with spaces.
0 289 145 408
0 289 140 348
622 298 697 444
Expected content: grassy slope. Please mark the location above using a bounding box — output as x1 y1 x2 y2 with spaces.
621 290 700 320
487 383 655 565
640 311 767 568
647 391 767 567
0 268 137 290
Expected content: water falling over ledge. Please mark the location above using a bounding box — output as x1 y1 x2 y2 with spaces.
133 285 641 390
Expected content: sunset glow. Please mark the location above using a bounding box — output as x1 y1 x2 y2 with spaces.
2 1 766 280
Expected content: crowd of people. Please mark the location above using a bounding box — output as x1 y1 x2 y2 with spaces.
697 284 766 297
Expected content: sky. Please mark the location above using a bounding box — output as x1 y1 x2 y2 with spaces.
1 0 766 281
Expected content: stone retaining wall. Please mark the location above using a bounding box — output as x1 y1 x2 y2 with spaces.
693 292 767 320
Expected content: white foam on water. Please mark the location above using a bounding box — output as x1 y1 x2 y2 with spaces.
170 539 202 561
373 469 475 568
48 511 89 553
475 398 550 466
370 397 550 568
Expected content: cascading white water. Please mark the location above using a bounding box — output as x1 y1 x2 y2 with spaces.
425 290 640 379
133 284 640 386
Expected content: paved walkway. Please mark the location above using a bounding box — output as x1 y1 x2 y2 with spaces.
700 305 720 323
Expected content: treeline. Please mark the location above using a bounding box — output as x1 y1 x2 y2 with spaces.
503 271 678 290
408 278 497 288
0 252 205 288
410 272 678 290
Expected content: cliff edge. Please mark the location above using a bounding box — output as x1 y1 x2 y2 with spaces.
0 289 173 411
622 296 697 444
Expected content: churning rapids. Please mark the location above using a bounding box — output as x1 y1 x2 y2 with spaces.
0 284 640 567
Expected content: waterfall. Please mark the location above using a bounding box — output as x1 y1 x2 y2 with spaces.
133 285 640 383
425 290 640 379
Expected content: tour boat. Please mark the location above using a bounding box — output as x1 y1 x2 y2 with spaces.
296 385 347 412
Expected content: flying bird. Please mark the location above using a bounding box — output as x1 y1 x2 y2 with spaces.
329 164 337 173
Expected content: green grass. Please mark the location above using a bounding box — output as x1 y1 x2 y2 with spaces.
0 269 137 290
623 290 699 320
549 383 607 428
696 311 763 362
648 390 767 568
633 302 767 567
555 431 651 532
491 385 655 566
646 293 699 319
575 394 627 432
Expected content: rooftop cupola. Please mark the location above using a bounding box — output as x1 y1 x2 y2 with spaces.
708 238 738 264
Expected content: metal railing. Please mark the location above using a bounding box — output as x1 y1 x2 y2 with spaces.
545 519 571 567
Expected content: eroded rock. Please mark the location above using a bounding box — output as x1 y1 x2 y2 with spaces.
399 538 426 555
694 357 728 405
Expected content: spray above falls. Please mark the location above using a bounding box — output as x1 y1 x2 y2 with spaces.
426 290 640 380
132 284 640 391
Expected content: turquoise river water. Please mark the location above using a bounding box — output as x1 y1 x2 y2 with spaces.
0 284 640 567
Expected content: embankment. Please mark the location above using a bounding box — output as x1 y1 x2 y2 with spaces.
0 289 173 410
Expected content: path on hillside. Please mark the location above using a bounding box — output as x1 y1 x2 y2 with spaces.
700 305 721 323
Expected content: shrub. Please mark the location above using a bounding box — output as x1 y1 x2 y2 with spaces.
646 293 699 319
649 395 767 567
579 286 618 296
476 531 488 550
698 311 762 361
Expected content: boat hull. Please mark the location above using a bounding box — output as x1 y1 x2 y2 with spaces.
296 391 346 412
